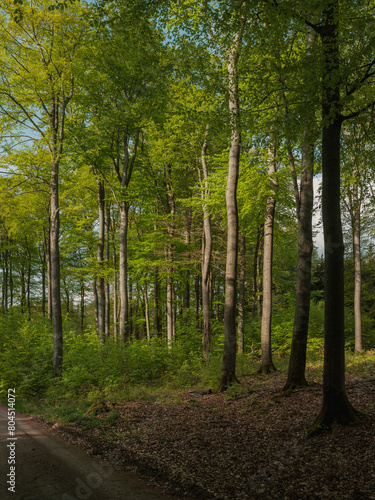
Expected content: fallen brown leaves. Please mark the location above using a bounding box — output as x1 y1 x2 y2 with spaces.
34 372 375 499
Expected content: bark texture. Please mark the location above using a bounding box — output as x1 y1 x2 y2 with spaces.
284 137 314 390
96 179 105 341
238 234 246 354
200 125 212 360
259 139 278 375
351 170 362 352
219 17 245 391
119 200 129 341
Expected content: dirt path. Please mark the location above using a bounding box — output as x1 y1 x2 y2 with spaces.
0 404 178 500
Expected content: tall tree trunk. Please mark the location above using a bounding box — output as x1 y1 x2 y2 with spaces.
63 276 70 314
27 259 31 321
93 276 98 331
9 250 13 308
105 203 111 337
153 266 161 336
113 261 118 340
165 166 176 347
238 234 246 354
80 280 85 332
352 172 362 352
256 237 263 318
251 222 263 317
51 157 63 377
184 207 192 330
144 280 150 340
96 179 105 341
259 139 278 375
47 224 52 320
42 232 47 317
129 275 133 339
112 227 118 340
2 253 8 313
284 135 315 390
3 236 9 312
166 247 174 347
309 1 360 434
20 267 26 314
119 200 129 341
200 125 213 360
195 267 200 331
219 18 245 391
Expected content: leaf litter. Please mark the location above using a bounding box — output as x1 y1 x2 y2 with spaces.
31 372 375 499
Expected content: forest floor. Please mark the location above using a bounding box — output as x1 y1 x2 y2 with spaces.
30 368 375 500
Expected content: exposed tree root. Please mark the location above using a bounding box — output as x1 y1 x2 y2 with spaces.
256 363 277 375
283 377 309 392
218 372 240 392
307 394 364 438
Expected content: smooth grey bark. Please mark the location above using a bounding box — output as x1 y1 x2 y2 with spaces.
115 130 139 342
153 266 161 336
80 280 85 332
119 201 129 341
113 243 119 340
195 269 200 331
284 136 315 390
20 266 26 314
219 16 245 391
50 78 74 377
344 155 363 352
251 222 263 318
256 234 263 317
184 207 192 330
128 275 133 339
27 257 31 321
9 253 13 308
62 276 70 314
42 231 47 317
50 155 63 377
166 242 175 346
144 281 151 340
47 225 52 320
164 164 176 347
93 276 98 332
259 139 278 375
238 234 246 354
97 179 105 341
352 178 362 352
105 203 111 338
200 125 213 360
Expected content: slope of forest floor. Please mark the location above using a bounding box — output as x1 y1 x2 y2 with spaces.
27 365 375 500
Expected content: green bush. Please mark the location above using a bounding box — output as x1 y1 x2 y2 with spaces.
0 315 53 400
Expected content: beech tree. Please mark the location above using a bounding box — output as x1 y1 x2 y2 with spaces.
341 123 374 353
0 0 86 376
216 4 247 391
304 0 375 433
283 30 319 390
71 0 166 341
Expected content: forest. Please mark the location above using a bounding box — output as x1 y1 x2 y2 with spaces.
1 1 375 491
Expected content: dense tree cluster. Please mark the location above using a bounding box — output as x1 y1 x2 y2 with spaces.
1 0 375 433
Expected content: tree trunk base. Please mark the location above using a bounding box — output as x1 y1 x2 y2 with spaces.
283 376 308 392
307 391 363 437
218 372 240 392
257 363 277 375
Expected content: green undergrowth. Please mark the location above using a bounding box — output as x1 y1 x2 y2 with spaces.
1 308 375 422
